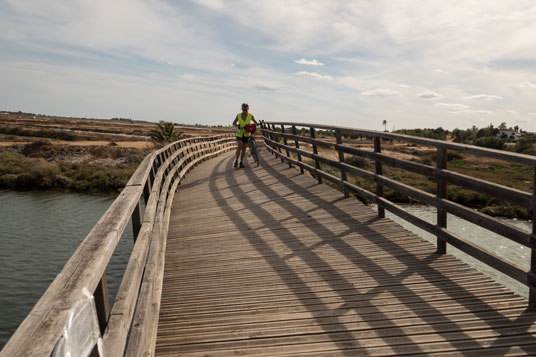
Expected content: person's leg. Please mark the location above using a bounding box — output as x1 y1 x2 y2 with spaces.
240 138 248 163
234 139 242 166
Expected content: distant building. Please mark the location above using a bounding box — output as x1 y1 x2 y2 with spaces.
497 129 522 141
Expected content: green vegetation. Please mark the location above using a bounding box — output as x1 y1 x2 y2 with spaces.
0 151 137 193
515 135 536 155
0 140 146 193
297 139 533 219
474 136 505 150
394 127 448 140
0 126 80 141
150 121 184 144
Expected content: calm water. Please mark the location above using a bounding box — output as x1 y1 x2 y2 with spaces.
383 204 532 300
0 190 134 349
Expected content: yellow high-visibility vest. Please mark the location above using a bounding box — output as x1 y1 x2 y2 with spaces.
236 113 252 138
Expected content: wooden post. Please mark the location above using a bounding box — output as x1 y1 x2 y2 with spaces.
274 124 284 162
310 127 322 184
374 136 384 218
149 164 156 190
131 200 142 242
270 123 277 156
94 275 110 335
281 124 291 168
529 168 536 310
336 129 349 198
265 122 273 156
437 147 448 254
143 179 151 205
292 125 304 174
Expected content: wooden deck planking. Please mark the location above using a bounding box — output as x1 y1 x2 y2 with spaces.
156 152 536 356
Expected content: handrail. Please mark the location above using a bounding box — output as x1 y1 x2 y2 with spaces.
1 134 236 356
260 121 536 310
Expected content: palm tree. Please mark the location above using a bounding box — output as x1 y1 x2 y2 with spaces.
382 120 387 131
150 122 184 143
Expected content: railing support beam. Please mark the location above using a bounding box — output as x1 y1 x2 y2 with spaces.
310 127 322 184
374 137 384 218
94 274 110 336
437 147 448 254
282 124 291 168
529 168 536 310
292 125 304 174
336 129 349 198
131 200 142 242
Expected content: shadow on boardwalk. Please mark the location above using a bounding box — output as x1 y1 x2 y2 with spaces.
156 152 536 356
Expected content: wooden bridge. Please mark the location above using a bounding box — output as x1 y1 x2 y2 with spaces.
3 123 536 356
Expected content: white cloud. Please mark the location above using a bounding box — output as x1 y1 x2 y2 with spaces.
446 109 494 116
2 1 536 131
295 71 332 80
463 94 503 100
417 90 443 99
294 58 324 66
507 110 519 115
519 81 536 88
462 109 494 115
361 88 403 97
435 103 470 111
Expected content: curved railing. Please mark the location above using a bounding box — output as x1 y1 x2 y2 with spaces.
260 121 536 309
1 135 236 356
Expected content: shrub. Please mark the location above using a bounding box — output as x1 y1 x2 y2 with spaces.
0 126 79 141
481 205 530 220
345 155 370 169
22 140 56 158
474 136 505 150
447 187 490 208
515 139 536 156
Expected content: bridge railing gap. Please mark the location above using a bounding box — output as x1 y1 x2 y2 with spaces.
260 121 536 311
1 135 236 357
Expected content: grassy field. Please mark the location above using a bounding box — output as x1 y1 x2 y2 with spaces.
1 112 534 218
0 112 230 193
293 134 534 219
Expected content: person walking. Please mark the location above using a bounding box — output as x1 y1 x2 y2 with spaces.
232 103 258 168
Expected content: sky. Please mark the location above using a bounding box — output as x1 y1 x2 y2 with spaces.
1 0 536 132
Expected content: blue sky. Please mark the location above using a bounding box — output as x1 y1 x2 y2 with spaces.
1 0 535 131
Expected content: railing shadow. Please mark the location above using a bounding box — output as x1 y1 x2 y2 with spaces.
206 152 536 355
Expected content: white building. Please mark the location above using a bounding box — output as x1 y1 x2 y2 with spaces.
497 129 522 141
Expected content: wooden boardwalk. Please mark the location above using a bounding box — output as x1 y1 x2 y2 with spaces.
155 152 536 356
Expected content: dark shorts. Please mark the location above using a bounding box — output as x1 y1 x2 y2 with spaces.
236 136 250 144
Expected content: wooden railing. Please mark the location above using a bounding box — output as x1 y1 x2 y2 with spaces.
1 135 236 357
260 121 536 309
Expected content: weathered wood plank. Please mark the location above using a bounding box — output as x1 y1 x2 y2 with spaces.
155 152 536 356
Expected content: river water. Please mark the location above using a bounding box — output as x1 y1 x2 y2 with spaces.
383 204 531 300
0 190 133 349
0 191 532 349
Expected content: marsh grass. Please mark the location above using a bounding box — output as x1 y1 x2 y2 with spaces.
0 151 138 193
295 149 531 219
